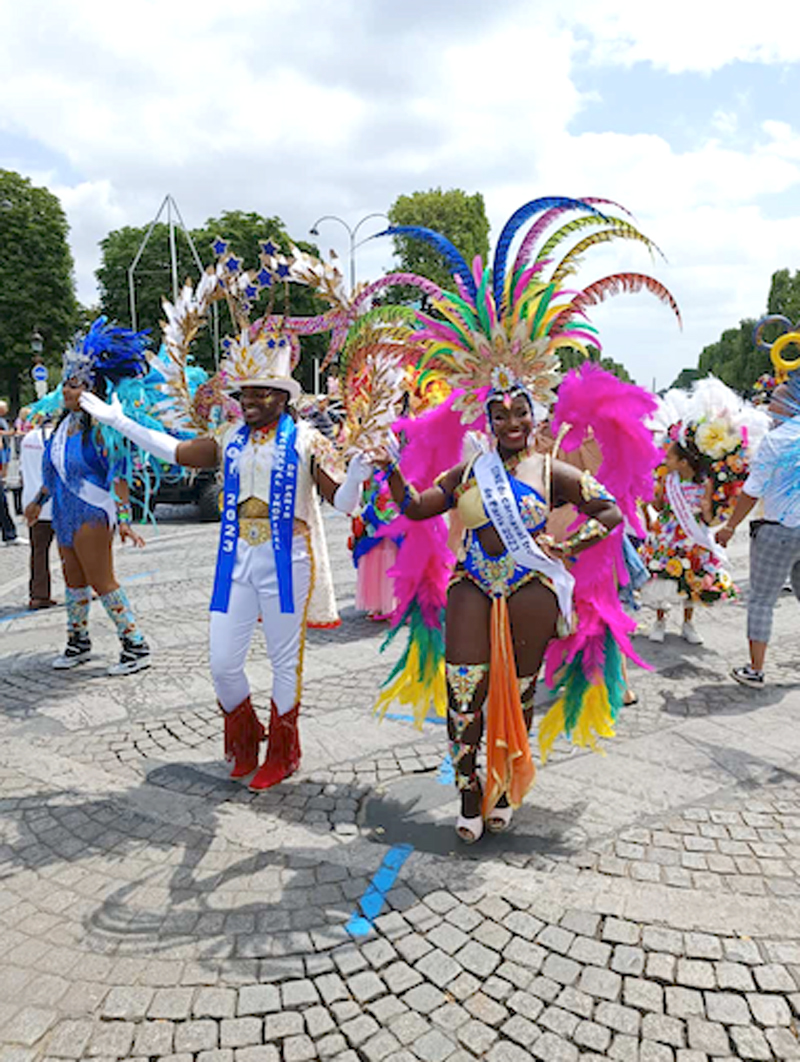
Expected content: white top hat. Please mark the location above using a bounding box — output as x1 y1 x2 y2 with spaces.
219 329 301 402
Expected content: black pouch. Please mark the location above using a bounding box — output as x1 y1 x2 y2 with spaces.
749 518 778 540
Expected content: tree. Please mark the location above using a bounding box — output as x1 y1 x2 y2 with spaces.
386 188 490 304
560 345 633 384
0 170 77 410
97 211 332 392
669 267 800 391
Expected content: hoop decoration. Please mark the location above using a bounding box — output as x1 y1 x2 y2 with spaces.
771 332 800 383
753 314 793 353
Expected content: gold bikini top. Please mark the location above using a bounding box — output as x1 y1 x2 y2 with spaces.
452 453 551 531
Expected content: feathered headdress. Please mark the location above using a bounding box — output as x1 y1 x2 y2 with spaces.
356 196 680 425
62 317 149 389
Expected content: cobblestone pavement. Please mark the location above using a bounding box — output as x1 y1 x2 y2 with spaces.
2 506 800 1061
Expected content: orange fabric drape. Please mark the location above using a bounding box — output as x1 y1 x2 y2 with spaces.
483 594 536 815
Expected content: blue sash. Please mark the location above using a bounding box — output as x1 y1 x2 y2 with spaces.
209 416 300 615
270 413 299 614
210 424 250 613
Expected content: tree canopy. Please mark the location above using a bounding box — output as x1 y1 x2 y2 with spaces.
0 170 77 409
386 187 490 302
97 211 332 392
670 267 800 392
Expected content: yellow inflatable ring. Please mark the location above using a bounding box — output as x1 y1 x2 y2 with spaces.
770 332 800 382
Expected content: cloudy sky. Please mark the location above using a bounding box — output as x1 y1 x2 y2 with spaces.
2 0 799 388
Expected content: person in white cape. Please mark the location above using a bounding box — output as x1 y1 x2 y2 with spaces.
82 328 368 790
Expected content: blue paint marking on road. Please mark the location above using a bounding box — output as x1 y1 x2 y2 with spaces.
383 712 447 727
437 752 455 786
346 843 414 937
122 571 158 582
0 610 35 623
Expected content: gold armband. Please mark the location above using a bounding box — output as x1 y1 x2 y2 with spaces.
563 517 610 556
580 470 616 504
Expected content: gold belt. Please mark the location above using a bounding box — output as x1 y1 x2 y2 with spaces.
238 516 308 547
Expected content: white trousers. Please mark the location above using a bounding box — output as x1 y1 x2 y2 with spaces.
209 535 313 716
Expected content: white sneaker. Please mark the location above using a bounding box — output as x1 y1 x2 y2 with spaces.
681 621 704 645
648 618 666 643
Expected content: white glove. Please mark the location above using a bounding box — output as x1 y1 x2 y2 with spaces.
79 391 179 466
333 453 373 514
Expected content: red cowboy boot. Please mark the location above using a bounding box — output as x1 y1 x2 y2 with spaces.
222 697 266 778
249 702 301 790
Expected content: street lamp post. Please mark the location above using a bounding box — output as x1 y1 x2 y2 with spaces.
308 212 390 294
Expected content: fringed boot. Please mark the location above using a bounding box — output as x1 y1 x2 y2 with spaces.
249 702 301 791
222 696 266 779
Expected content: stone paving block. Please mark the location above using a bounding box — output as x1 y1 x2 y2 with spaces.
43 1018 94 1059
341 1013 380 1047
714 961 756 992
132 1021 176 1056
569 936 613 968
454 940 500 979
263 1012 304 1040
456 1017 498 1056
314 973 349 1006
766 1027 800 1059
556 987 594 1019
495 960 534 990
367 997 406 1026
483 974 514 1002
447 971 482 1000
674 1051 706 1062
684 933 723 961
504 910 545 940
281 979 320 1008
532 1029 579 1061
608 1032 640 1061
647 953 678 984
641 1013 686 1048
360 1029 402 1062
504 938 547 972
540 1005 580 1038
194 988 237 1019
665 986 705 1019
444 904 483 934
429 1001 470 1033
197 1050 234 1062
530 975 562 1003
220 1018 262 1049
102 985 155 1020
573 1018 612 1053
149 987 195 1020
412 1028 454 1062
624 975 665 1014
86 1021 136 1058
753 963 797 992
728 1024 772 1060
595 1001 641 1037
235 1047 281 1062
542 953 582 987
579 965 622 1001
507 989 545 1022
602 918 640 945
463 991 508 1027
747 991 793 1025
415 949 461 988
704 990 751 1025
642 928 684 955
238 985 281 1016
487 1041 532 1062
3 1007 58 1047
501 1012 541 1046
612 946 645 977
473 919 512 952
427 923 469 956
640 1041 675 1062
330 1000 361 1022
389 1010 431 1045
676 960 715 990
686 1018 730 1056
395 933 433 964
537 924 575 954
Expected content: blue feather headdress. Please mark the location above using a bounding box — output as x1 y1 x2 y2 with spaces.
62 317 150 389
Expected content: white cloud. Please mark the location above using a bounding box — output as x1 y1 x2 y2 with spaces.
0 0 799 388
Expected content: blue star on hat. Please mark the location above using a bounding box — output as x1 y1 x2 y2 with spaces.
260 239 278 257
212 237 228 257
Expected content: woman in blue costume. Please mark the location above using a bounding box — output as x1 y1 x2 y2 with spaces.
24 320 152 676
382 389 622 842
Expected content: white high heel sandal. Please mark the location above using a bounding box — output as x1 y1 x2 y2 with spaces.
485 804 513 834
455 814 484 844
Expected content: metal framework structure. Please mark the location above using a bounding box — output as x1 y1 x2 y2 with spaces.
127 194 220 365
